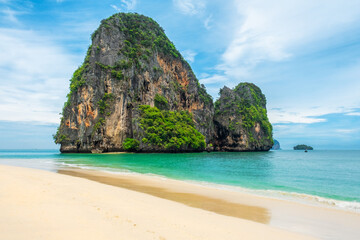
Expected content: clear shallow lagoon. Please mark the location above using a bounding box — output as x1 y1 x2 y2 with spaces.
1 149 359 211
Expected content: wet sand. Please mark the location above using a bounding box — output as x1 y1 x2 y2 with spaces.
58 169 270 223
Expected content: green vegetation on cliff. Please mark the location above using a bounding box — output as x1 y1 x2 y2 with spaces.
138 105 206 150
64 45 92 109
98 93 114 115
98 13 181 61
154 94 169 110
213 83 273 150
215 83 272 142
123 138 140 151
53 131 69 144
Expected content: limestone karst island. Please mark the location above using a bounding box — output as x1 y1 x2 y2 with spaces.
53 13 273 153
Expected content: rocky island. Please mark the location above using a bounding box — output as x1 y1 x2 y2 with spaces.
294 145 313 150
271 140 281 150
213 84 273 151
54 13 273 153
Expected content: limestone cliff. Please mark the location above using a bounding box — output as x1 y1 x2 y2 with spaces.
54 13 213 153
54 13 273 153
213 83 273 151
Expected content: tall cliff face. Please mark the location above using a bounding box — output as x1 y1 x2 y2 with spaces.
54 13 214 153
213 83 273 151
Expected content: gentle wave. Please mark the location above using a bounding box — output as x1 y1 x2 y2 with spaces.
182 180 360 213
57 162 174 181
240 187 360 213
57 161 360 213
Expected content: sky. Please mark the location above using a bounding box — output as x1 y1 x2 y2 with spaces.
0 0 359 150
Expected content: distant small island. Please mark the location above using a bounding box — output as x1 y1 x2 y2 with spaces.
293 144 313 150
271 140 281 150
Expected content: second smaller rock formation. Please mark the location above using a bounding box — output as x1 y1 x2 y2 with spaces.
213 83 273 151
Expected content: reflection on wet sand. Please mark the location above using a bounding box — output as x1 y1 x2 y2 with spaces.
58 168 270 224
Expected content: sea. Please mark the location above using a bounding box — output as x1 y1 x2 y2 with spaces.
1 149 359 213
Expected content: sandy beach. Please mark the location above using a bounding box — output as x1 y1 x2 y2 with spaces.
0 164 318 240
1 165 359 240
59 167 360 240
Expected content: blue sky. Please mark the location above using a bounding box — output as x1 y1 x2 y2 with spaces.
0 0 359 150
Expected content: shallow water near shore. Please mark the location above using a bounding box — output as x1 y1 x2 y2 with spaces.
1 149 359 212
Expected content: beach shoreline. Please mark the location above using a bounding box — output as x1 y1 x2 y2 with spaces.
58 163 360 214
0 164 319 240
58 167 360 239
1 164 359 239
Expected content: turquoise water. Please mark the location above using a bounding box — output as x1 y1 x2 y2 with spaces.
1 149 359 211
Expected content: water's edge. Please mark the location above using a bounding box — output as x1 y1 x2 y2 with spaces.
1 150 359 213
57 162 360 213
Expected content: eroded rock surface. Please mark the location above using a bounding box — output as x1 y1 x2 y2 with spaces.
54 13 273 153
213 83 273 151
55 13 213 153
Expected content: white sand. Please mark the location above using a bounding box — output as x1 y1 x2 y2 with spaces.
0 165 316 240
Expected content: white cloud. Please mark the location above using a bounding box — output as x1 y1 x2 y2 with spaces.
0 28 78 124
272 124 335 139
173 0 211 30
1 7 20 23
199 72 210 79
217 0 360 80
111 4 121 12
182 49 197 63
173 0 205 15
204 14 212 30
111 0 137 12
335 129 359 134
199 74 228 85
200 0 360 81
121 0 137 10
346 112 360 116
266 68 360 124
267 100 360 125
268 108 327 124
